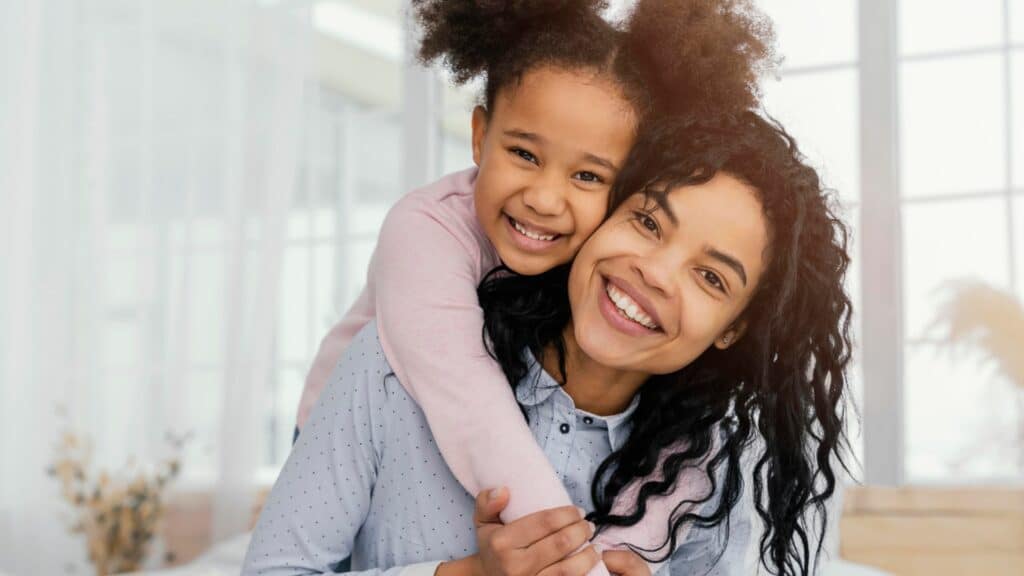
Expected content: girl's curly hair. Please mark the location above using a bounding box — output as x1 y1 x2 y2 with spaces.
478 112 855 575
413 0 777 119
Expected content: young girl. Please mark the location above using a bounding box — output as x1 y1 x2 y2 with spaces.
294 0 774 572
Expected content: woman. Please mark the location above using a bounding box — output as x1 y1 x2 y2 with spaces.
243 112 853 576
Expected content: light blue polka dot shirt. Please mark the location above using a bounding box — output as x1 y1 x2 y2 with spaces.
242 321 751 575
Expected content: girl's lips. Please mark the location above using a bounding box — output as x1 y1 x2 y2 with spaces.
504 215 563 253
598 276 661 337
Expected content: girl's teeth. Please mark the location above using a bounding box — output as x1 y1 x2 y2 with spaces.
605 283 659 330
512 219 556 241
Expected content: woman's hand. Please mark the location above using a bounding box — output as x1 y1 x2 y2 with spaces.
601 550 652 576
440 486 600 576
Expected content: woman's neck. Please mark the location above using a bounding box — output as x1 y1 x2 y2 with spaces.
539 322 649 416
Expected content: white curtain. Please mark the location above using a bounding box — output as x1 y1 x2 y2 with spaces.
0 0 313 573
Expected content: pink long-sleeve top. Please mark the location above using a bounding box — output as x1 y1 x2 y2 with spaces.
294 168 705 575
295 168 576 520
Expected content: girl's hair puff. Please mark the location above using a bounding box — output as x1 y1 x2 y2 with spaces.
413 0 777 119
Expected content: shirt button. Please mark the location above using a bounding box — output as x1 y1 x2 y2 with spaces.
582 416 594 425
559 423 570 434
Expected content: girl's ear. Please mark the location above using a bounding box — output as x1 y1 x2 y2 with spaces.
471 105 488 167
714 321 748 350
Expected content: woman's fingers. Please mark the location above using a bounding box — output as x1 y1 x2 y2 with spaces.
501 505 588 548
525 518 596 570
602 550 652 576
535 543 601 576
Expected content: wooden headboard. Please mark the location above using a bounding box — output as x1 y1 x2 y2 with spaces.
840 486 1024 575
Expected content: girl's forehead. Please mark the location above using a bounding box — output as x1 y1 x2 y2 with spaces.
495 66 637 121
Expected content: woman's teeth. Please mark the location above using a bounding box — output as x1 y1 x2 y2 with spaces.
512 218 557 241
606 282 659 330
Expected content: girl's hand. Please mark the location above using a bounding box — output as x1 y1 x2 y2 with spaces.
465 486 601 576
602 550 652 576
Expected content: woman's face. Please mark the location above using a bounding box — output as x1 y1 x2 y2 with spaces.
567 173 770 375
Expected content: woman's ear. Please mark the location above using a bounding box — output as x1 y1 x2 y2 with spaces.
471 105 488 167
714 321 748 350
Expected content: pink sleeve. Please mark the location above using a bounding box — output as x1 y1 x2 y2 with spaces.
370 196 576 522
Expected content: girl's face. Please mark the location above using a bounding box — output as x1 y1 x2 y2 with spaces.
472 66 638 276
567 173 770 375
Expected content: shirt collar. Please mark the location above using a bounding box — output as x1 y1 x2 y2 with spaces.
516 349 641 451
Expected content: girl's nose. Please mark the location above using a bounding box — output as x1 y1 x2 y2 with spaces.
521 174 568 217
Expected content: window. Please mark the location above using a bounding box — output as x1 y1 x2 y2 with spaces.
258 0 1024 485
899 0 1023 481
267 0 405 468
759 0 864 469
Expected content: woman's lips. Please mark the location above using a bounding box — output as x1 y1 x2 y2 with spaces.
598 276 661 336
504 214 563 253
604 275 663 329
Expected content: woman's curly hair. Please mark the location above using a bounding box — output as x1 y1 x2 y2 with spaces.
413 0 777 119
478 112 856 576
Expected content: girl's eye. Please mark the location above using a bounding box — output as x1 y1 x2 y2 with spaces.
510 147 538 164
631 210 660 236
700 270 726 293
575 171 604 184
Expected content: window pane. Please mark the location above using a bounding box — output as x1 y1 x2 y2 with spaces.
900 0 1003 56
187 249 225 366
905 343 1020 481
313 242 341 337
178 369 223 480
759 0 858 69
1013 0 1024 43
350 108 402 203
1014 53 1024 188
901 55 1005 197
762 69 860 203
271 368 304 467
1015 194 1024 298
279 244 310 363
345 239 376 311
441 78 478 174
902 198 1011 339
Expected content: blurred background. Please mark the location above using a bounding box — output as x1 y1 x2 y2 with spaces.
1 0 1023 575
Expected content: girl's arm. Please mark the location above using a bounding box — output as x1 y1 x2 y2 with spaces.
243 326 438 576
369 194 576 523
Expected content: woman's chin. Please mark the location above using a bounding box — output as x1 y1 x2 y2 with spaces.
574 321 636 367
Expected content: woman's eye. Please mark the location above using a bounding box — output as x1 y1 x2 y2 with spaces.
701 270 726 293
510 147 538 164
575 171 603 184
632 210 660 235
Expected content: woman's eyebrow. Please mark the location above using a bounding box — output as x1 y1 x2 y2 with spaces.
704 246 748 286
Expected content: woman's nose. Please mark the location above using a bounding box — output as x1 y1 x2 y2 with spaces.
632 252 674 299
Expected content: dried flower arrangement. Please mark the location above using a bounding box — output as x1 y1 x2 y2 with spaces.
932 281 1024 472
933 281 1024 389
47 418 190 576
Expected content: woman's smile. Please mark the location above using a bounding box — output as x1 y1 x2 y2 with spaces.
599 275 663 335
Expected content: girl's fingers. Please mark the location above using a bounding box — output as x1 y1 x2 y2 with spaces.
602 550 651 576
501 505 588 548
535 543 601 576
473 487 510 527
525 518 596 570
